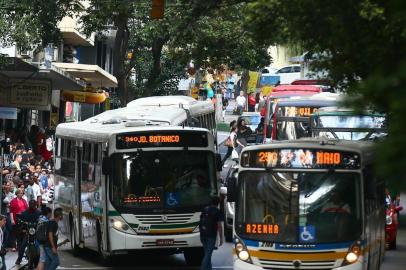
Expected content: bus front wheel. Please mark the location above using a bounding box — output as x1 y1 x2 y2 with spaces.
184 248 204 266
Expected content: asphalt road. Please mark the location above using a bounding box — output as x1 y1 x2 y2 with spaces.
56 242 233 270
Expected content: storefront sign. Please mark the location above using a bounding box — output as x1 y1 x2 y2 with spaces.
9 79 51 110
0 107 17 119
0 80 51 110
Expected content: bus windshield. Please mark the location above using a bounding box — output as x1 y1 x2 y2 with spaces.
110 150 217 213
313 115 387 140
235 171 362 243
274 106 320 140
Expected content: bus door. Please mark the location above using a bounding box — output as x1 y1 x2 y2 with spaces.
75 144 84 247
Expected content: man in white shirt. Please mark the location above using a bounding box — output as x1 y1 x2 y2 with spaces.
31 173 42 208
236 91 246 115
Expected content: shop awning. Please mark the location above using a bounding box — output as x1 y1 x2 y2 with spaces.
0 57 85 90
52 63 118 88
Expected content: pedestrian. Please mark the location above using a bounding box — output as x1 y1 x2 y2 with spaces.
236 118 253 153
0 215 7 270
15 199 41 266
235 91 246 115
255 117 265 144
248 92 256 112
9 189 28 251
226 72 235 100
44 208 63 270
31 173 43 208
199 197 224 270
37 207 52 270
221 121 237 166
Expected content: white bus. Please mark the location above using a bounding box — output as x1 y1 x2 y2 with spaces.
227 139 385 270
54 106 222 265
127 95 216 136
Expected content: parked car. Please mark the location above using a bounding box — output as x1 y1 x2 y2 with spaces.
271 64 301 84
386 199 403 249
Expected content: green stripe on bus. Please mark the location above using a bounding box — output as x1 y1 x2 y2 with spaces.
108 210 120 216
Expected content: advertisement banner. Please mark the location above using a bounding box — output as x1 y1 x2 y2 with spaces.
247 71 259 93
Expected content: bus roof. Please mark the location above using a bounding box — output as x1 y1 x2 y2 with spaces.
272 85 323 93
242 138 374 164
268 90 318 99
312 106 386 117
56 106 189 142
276 96 339 108
126 95 214 116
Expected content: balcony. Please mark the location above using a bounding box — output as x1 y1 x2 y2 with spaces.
58 16 95 47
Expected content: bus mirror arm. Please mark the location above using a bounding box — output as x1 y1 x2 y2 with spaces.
215 153 222 171
227 177 237 202
102 157 112 175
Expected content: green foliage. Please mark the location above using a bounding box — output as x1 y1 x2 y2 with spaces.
246 0 406 189
0 0 81 50
81 0 270 101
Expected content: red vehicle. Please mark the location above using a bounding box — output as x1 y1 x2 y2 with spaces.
386 199 403 249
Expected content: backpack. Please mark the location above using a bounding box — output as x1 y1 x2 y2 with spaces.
36 220 49 243
199 206 217 237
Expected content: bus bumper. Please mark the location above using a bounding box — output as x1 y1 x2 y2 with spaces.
234 259 260 270
109 228 202 252
234 259 364 270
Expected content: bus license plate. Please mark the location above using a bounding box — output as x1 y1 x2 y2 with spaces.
156 239 174 246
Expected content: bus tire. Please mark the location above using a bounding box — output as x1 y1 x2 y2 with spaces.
184 248 204 266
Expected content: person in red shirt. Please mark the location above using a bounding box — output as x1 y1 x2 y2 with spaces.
9 190 28 225
9 189 28 250
248 92 256 112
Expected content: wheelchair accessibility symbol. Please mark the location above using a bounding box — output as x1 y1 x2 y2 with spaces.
166 192 179 207
299 226 315 242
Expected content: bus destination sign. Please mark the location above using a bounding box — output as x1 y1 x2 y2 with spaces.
116 130 208 149
279 106 319 117
242 149 360 169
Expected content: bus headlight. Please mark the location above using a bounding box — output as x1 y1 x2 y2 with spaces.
345 252 358 263
342 241 361 266
234 240 252 264
110 218 133 233
386 215 393 225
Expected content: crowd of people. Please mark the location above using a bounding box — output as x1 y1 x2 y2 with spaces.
0 125 59 270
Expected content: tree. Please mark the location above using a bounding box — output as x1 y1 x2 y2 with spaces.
245 0 406 188
81 0 270 104
0 0 81 51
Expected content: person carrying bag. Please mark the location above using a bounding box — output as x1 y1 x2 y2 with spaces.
221 121 238 166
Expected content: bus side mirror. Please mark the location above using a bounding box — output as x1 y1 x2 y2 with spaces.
227 177 237 202
102 157 111 175
215 153 222 171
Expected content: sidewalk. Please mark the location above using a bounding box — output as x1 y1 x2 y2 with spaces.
4 251 24 270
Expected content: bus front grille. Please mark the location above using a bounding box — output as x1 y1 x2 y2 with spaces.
135 214 194 224
258 258 336 269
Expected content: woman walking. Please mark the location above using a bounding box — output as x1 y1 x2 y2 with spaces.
221 120 237 166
